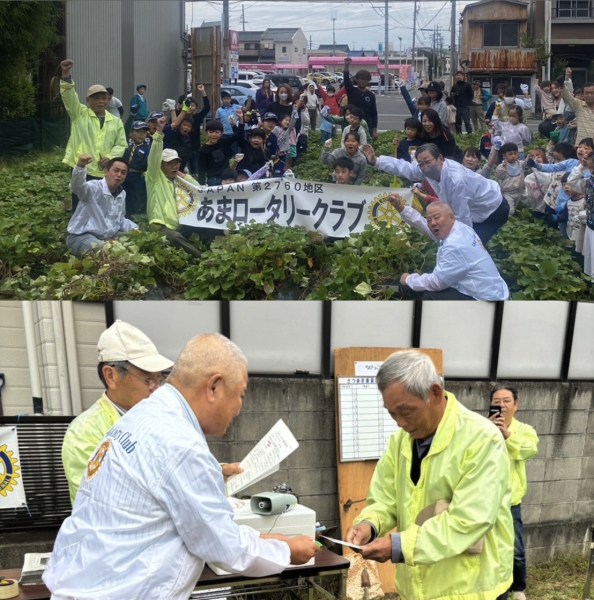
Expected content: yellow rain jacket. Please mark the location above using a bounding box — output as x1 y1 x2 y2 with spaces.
60 80 127 179
506 418 539 506
62 394 121 504
354 392 514 600
147 132 200 230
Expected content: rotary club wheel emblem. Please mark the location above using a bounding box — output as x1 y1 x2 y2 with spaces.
0 445 20 497
368 193 404 230
86 440 111 482
176 182 198 218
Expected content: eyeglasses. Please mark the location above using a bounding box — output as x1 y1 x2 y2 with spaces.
115 365 167 389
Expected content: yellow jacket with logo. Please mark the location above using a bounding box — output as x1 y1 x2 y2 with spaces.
506 418 539 506
146 132 200 230
353 393 514 600
60 80 127 178
62 394 122 504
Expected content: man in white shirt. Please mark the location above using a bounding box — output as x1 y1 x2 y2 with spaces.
44 333 319 600
106 87 124 118
66 153 138 257
389 196 509 300
362 143 510 244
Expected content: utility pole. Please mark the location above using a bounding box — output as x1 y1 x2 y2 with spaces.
412 0 417 81
310 35 313 50
384 1 390 95
450 0 456 85
240 4 247 32
222 0 230 84
331 10 337 56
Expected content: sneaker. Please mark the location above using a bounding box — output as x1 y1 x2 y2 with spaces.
513 592 527 600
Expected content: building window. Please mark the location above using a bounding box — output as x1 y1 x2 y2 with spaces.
303 47 307 54
282 46 287 53
556 0 592 17
483 23 519 47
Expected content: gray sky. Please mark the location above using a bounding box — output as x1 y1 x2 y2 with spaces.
185 1 473 54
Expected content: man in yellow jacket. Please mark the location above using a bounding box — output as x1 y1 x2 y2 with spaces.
62 320 173 504
490 386 539 600
346 351 514 600
59 59 127 212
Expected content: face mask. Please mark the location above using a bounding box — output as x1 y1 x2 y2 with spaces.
422 165 441 180
279 93 288 101
504 97 515 105
507 161 521 176
508 116 519 125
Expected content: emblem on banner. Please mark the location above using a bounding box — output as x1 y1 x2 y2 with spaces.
368 193 404 229
86 440 111 482
176 180 199 218
0 444 21 497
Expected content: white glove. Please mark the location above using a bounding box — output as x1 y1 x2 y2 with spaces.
284 169 295 179
320 106 330 117
520 84 529 94
324 139 333 149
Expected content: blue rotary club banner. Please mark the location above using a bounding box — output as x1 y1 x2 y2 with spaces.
0 427 26 509
176 178 420 238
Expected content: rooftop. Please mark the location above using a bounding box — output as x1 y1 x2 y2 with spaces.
261 28 301 42
317 44 351 52
239 31 264 42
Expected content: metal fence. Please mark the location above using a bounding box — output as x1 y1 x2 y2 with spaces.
0 100 69 157
0 416 73 532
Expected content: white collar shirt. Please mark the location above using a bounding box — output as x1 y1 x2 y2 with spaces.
67 166 138 238
43 384 290 600
401 207 509 300
376 156 503 228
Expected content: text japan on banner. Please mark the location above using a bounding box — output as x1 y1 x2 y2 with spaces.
0 426 26 509
176 178 417 238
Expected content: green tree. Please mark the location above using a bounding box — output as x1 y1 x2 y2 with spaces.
0 1 63 118
519 31 551 73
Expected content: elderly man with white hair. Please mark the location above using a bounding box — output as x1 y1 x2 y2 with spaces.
387 195 509 300
346 350 514 600
45 333 319 600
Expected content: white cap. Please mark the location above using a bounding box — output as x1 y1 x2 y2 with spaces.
97 320 174 373
161 148 180 162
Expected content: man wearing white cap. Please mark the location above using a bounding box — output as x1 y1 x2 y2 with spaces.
62 320 173 504
59 59 127 212
146 116 202 257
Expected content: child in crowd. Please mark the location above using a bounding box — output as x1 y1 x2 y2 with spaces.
319 106 335 144
317 84 346 116
535 80 555 116
394 118 423 162
322 131 367 185
333 156 355 185
343 57 378 140
491 104 532 159
568 138 594 197
549 111 577 146
163 104 195 173
562 173 586 250
221 169 238 184
236 128 269 175
341 107 368 146
122 121 150 215
322 104 371 141
261 112 279 157
526 142 579 234
495 142 529 216
524 148 551 212
463 146 499 178
445 97 457 132
146 111 164 144
273 103 303 168
197 115 245 186
216 91 237 139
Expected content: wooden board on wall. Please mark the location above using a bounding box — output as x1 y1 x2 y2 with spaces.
334 347 443 593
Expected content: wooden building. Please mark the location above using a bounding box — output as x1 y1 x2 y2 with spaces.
459 0 537 94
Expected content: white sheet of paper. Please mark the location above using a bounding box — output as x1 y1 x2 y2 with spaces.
225 419 299 497
354 361 383 376
319 535 362 551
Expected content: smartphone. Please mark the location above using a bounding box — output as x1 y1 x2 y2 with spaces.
488 405 502 418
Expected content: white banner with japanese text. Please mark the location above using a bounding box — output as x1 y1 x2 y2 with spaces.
0 426 26 509
176 178 417 238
